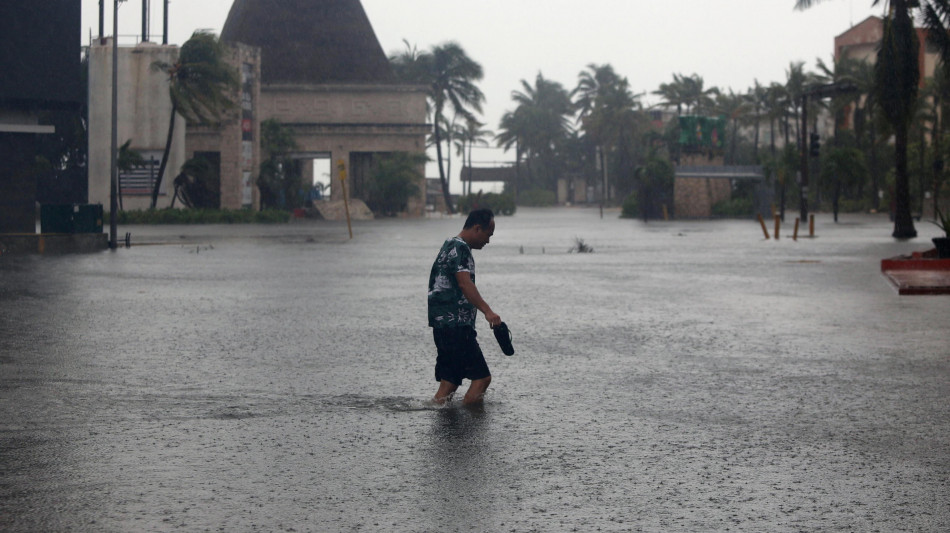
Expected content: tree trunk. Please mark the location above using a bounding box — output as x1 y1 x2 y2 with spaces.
892 126 917 238
769 117 776 160
871 119 879 211
151 102 178 209
433 118 454 214
466 140 473 196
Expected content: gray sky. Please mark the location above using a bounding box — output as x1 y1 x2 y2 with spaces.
82 0 884 188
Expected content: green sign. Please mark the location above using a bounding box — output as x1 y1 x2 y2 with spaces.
678 116 726 149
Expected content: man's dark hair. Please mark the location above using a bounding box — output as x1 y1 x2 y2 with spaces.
463 208 494 229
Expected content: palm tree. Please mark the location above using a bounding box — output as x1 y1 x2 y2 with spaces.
574 64 643 200
851 59 882 209
797 0 917 237
814 54 861 212
815 55 861 143
764 82 788 160
455 118 493 195
426 42 484 214
875 0 920 237
150 31 239 209
784 61 809 149
653 73 718 115
389 41 484 213
495 108 529 198
436 114 465 189
653 77 685 115
715 89 753 165
749 80 768 162
508 73 574 192
679 73 720 115
389 40 430 87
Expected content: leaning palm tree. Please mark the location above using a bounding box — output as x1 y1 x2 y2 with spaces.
427 42 484 214
150 31 239 209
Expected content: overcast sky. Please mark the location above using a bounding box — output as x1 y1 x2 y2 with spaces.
81 0 885 187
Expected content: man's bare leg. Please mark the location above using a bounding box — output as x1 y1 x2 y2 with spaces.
433 380 459 404
462 376 491 405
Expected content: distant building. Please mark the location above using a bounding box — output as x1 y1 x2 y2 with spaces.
221 0 430 216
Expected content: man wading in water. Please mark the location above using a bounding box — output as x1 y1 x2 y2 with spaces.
427 209 501 405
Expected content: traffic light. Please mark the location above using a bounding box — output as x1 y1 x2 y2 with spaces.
809 132 820 157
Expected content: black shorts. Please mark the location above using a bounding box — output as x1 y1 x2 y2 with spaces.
432 326 491 386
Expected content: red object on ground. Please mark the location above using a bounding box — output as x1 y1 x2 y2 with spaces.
881 249 950 295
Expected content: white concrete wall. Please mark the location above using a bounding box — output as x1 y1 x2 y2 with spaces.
88 40 185 211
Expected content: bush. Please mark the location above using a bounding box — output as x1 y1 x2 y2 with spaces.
838 198 873 213
517 187 556 207
711 197 754 218
364 152 424 216
458 192 516 215
620 192 639 218
112 208 290 224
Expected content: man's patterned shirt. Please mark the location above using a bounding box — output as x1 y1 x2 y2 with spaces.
427 237 476 327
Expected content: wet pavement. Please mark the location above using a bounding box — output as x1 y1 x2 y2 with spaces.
1 207 948 532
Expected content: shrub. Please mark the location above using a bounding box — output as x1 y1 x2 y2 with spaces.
711 197 754 218
458 192 516 215
838 198 873 213
518 187 556 207
620 192 639 218
364 152 424 216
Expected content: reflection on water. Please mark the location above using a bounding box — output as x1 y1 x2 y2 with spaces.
421 404 495 529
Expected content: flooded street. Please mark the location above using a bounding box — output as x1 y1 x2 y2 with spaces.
1 207 948 532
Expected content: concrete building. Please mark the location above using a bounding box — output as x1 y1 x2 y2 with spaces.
87 40 186 211
88 37 262 212
220 0 430 216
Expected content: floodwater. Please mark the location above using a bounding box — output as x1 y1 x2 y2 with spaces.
1 207 948 532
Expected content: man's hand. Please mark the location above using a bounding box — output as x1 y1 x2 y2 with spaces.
455 272 500 328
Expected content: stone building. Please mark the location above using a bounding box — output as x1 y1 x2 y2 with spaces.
220 0 430 216
185 43 262 210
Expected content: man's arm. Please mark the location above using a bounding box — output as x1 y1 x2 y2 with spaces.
455 271 501 327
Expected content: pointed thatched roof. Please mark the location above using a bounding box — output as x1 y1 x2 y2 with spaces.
221 0 394 84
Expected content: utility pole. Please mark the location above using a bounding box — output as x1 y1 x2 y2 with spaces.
800 93 809 224
109 0 120 249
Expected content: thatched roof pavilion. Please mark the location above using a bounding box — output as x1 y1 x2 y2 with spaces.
221 0 395 85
